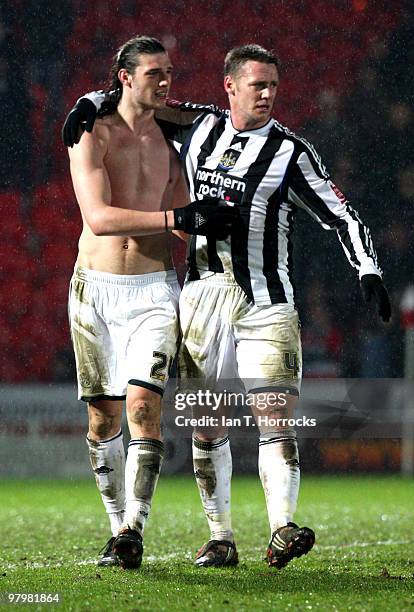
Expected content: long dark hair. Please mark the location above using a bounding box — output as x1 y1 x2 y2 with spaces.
98 35 166 117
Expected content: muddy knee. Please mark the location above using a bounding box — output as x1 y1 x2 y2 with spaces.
88 401 122 440
126 398 161 436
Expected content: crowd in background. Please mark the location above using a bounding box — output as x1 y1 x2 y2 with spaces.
0 0 412 382
297 11 414 378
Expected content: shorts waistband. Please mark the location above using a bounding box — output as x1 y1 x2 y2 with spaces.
190 271 240 286
73 266 178 287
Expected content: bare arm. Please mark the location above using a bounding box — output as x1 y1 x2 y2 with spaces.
68 126 172 237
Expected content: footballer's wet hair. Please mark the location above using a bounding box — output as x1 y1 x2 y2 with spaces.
224 44 280 77
100 35 167 116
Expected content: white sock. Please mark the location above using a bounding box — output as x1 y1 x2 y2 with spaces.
193 436 233 542
86 430 125 537
122 438 164 536
259 429 300 534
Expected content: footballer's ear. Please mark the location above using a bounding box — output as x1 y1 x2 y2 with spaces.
118 68 132 87
224 75 236 96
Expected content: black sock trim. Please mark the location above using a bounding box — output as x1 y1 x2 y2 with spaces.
259 436 297 447
193 436 229 451
128 438 164 452
128 380 164 396
86 430 123 444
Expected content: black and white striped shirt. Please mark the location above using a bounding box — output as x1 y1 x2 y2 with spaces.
90 93 382 306
157 101 381 305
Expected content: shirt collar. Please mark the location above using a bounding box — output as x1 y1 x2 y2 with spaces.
227 115 273 137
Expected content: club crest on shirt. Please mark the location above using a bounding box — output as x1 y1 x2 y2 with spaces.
217 135 248 172
218 150 240 171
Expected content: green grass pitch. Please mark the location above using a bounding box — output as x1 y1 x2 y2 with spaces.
0 476 413 611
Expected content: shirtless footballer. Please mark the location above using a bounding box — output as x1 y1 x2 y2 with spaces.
66 36 238 570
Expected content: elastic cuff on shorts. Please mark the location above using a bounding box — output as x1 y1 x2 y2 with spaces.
128 380 164 397
247 385 299 397
81 393 126 403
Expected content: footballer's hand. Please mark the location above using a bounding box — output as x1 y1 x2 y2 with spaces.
360 274 391 322
173 198 240 240
62 98 97 147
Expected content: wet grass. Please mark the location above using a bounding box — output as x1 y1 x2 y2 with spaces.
0 476 413 611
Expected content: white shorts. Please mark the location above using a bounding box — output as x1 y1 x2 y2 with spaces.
69 267 180 401
179 275 302 395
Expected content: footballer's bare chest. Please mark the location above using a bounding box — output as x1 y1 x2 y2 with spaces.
105 127 171 210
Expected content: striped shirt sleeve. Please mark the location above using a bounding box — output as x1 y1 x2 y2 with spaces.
287 144 382 278
155 99 224 154
83 90 108 110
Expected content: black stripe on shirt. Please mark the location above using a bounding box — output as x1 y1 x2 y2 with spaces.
232 127 285 303
188 116 227 274
187 236 200 280
197 115 227 169
262 188 287 303
286 205 297 302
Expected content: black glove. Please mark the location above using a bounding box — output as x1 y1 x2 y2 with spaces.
173 198 239 240
62 98 97 147
360 274 391 322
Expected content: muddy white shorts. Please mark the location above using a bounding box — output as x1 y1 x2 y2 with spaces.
69 267 180 402
179 274 302 395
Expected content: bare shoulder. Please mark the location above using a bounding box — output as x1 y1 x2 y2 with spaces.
91 116 113 147
68 116 112 162
95 115 113 134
